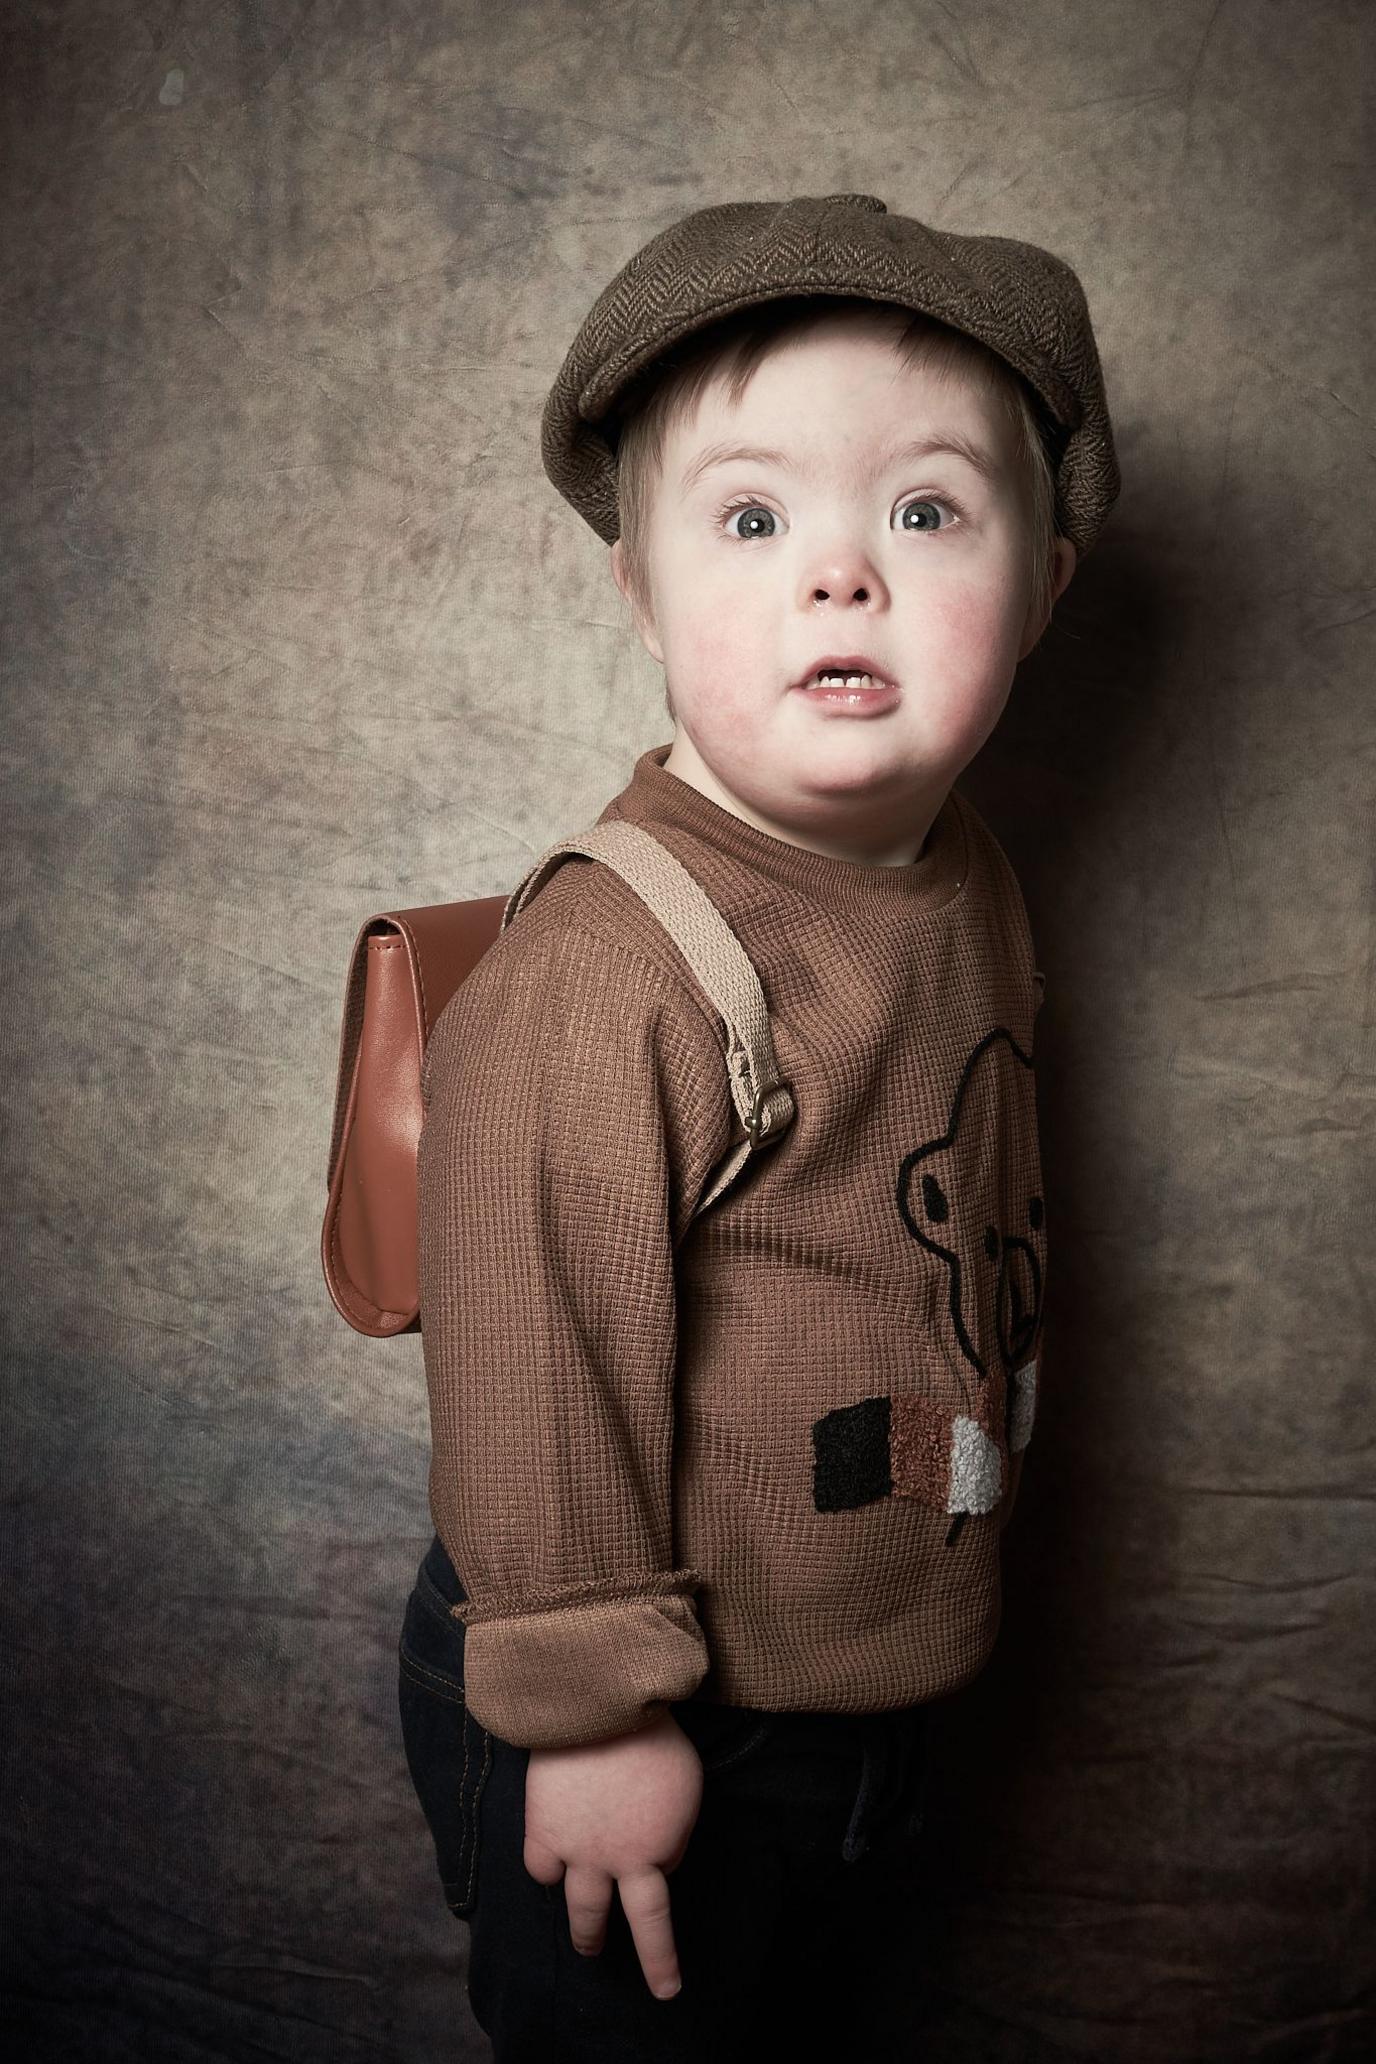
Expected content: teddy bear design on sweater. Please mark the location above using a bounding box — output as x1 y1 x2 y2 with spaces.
811 1024 1043 1546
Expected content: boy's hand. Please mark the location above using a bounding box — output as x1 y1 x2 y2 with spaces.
522 1708 704 2001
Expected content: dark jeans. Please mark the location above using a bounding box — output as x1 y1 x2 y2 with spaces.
398 1533 940 2062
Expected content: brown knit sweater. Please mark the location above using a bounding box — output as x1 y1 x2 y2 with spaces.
417 743 1047 1750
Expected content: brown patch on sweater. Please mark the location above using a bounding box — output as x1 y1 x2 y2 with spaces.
890 1381 1011 1510
889 1394 952 1505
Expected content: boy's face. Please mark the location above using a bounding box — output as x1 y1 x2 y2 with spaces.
610 314 1076 865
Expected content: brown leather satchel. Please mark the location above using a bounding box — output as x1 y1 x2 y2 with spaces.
322 820 797 1338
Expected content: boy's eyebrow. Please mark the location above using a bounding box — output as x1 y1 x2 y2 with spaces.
679 432 1004 497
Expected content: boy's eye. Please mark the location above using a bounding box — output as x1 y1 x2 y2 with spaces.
715 493 963 541
721 502 778 541
896 495 960 533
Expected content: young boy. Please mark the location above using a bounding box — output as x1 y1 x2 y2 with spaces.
400 192 1119 2060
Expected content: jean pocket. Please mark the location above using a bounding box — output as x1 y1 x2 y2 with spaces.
397 1567 494 1920
671 1698 775 1776
873 1711 936 1873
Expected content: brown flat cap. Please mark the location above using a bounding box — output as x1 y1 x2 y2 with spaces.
542 192 1120 559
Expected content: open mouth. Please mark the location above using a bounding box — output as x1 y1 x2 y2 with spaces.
792 661 902 712
793 653 900 694
800 668 893 691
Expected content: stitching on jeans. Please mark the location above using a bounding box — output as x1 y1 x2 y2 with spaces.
399 1643 467 1706
706 1717 773 1773
404 1569 490 1912
399 1634 491 1912
415 1563 463 1629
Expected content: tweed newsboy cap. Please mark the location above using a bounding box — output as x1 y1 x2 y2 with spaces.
542 191 1120 559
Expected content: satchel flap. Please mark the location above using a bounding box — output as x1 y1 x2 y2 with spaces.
321 894 506 1337
392 894 510 1045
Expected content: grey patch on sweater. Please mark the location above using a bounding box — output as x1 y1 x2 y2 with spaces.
1009 1358 1038 1453
948 1418 1002 1514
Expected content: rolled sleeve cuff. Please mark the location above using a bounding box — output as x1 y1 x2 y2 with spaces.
452 1574 710 1748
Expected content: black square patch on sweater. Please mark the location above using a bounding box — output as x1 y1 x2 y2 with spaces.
813 1395 893 1512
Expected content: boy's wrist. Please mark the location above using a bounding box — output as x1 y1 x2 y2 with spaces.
528 1706 686 1761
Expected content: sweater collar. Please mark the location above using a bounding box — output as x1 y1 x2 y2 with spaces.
604 743 968 915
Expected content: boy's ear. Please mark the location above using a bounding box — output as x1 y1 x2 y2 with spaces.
1018 534 1078 661
610 539 665 664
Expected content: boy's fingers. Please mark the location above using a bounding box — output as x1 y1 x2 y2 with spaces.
562 1862 613 1955
617 1865 682 2000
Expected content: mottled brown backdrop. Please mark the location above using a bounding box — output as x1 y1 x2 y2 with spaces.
3 2 1372 2060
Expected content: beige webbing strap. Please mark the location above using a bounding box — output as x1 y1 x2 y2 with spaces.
501 820 796 1217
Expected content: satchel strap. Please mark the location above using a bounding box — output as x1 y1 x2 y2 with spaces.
501 820 796 1216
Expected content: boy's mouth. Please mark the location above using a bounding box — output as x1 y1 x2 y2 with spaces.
792 652 899 693
791 653 902 713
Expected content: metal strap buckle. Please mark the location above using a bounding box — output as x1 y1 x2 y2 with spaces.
745 1079 786 1146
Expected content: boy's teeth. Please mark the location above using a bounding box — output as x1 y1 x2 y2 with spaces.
816 670 873 686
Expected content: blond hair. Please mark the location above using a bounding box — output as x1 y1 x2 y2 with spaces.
610 295 1061 659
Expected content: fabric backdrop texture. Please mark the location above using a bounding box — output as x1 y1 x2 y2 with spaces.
2 3 1372 2061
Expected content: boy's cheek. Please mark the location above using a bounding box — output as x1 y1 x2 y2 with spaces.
927 576 1019 669
674 624 773 723
893 663 1012 770
900 596 1023 751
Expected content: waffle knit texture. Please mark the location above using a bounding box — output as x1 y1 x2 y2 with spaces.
417 744 1047 1749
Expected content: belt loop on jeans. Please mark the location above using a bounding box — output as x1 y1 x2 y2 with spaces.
841 1708 930 1865
841 1715 886 1865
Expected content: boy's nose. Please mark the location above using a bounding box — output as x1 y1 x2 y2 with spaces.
802 549 887 609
